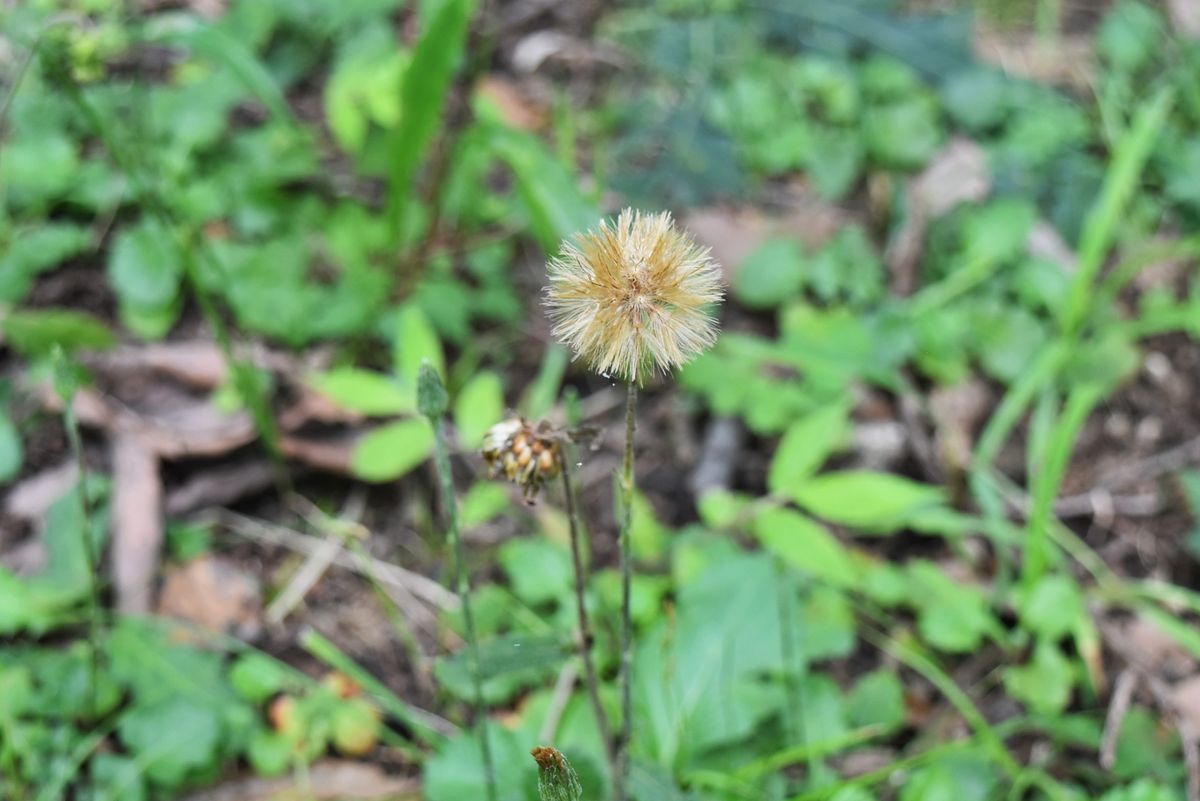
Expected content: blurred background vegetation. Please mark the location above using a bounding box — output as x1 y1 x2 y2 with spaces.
2 0 1200 799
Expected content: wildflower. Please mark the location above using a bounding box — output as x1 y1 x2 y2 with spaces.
545 209 723 383
481 418 562 502
531 746 583 801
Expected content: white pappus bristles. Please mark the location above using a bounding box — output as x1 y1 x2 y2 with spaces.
544 209 723 384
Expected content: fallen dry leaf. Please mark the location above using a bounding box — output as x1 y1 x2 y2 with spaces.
157 555 262 641
1173 675 1200 734
4 461 78 522
974 31 1094 90
1168 0 1200 37
111 432 163 614
178 760 418 801
478 75 547 131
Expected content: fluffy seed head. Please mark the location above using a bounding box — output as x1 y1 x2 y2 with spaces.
544 209 723 383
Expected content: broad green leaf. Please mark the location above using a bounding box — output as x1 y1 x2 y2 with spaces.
732 238 805 309
385 0 474 243
393 304 444 390
499 538 572 606
118 698 220 787
435 632 571 704
454 370 504 448
351 418 434 482
898 752 997 801
461 482 511 528
863 96 943 169
696 489 752 529
307 368 413 416
229 653 292 703
247 729 291 777
1003 641 1074 715
767 403 848 494
907 561 997 653
847 669 906 731
2 309 117 357
1097 1 1164 73
424 723 536 801
324 28 408 155
1015 574 1084 642
752 507 856 587
0 224 90 302
0 413 22 484
107 219 183 340
791 471 945 533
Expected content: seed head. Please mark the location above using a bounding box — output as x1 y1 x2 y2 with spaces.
481 418 562 503
531 746 582 801
544 209 723 383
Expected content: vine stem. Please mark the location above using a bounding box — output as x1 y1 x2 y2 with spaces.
615 383 638 801
430 420 496 801
560 464 615 778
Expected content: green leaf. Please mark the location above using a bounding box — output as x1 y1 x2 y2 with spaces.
1015 574 1084 642
696 489 752 529
118 698 220 787
767 403 848 494
454 370 504 448
732 238 805 309
417 360 449 419
394 303 445 391
107 219 183 340
247 729 291 777
791 471 945 533
0 413 22 484
898 752 997 801
907 561 997 653
752 507 856 587
498 538 572 606
1097 1 1164 73
1003 641 1074 715
229 653 291 703
846 669 906 731
2 309 116 357
0 224 90 303
351 418 434 482
863 96 943 169
490 126 598 253
424 723 536 801
324 28 408 155
385 0 474 243
435 633 571 705
461 482 511 528
307 367 413 416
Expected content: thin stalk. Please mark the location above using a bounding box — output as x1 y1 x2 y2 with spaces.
615 383 638 801
430 420 496 801
560 465 616 775
59 379 100 719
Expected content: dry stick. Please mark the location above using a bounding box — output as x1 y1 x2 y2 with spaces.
615 383 638 801
561 466 616 773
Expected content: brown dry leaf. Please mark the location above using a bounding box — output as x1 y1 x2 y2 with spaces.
41 384 257 458
4 461 79 522
85 342 231 389
111 433 163 614
685 195 852 284
1168 0 1200 37
157 555 262 641
974 31 1094 90
178 761 418 801
886 138 990 295
165 460 279 517
279 432 358 474
1103 614 1198 679
1173 675 1200 733
929 379 995 473
478 75 547 131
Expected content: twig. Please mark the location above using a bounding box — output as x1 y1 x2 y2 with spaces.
1100 669 1136 770
197 508 457 615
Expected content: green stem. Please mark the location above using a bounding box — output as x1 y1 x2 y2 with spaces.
615 383 637 801
560 466 616 777
60 389 100 720
430 420 496 801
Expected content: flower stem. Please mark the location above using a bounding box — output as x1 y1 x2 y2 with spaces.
560 465 615 776
430 420 496 801
615 382 638 801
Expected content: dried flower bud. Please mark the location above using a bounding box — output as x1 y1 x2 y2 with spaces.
481 418 562 503
531 746 582 801
545 208 723 383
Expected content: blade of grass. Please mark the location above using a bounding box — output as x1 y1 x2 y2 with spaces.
385 0 474 249
299 627 453 747
1061 87 1174 336
1023 383 1105 589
